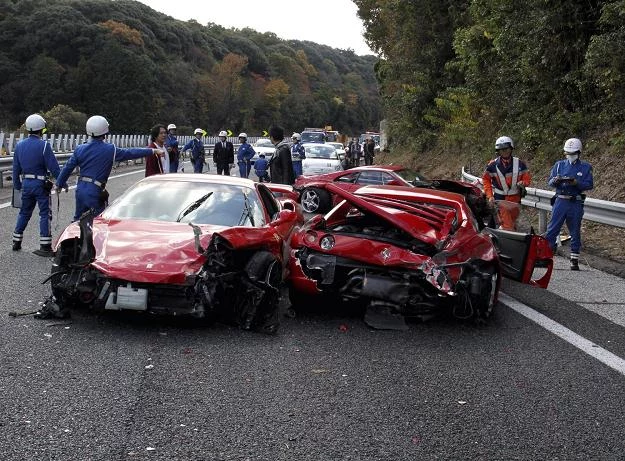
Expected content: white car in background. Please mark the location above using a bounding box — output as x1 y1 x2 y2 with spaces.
301 143 343 176
250 138 275 165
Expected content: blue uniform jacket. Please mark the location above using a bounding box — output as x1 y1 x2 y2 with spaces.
547 158 594 195
183 138 205 161
56 139 153 188
291 142 306 161
165 134 179 150
254 157 269 175
237 142 256 162
12 135 60 190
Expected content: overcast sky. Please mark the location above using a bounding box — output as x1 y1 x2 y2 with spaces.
135 0 375 56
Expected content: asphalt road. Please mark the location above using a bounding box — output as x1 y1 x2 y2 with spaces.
1 164 625 460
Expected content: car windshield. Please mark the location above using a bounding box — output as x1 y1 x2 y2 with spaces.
255 139 273 147
396 169 427 183
102 180 266 227
328 143 344 151
301 132 325 143
304 145 338 159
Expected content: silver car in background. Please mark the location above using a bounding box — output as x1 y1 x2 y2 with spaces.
301 143 343 176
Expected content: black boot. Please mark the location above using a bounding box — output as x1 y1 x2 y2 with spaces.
570 258 579 271
12 241 21 251
33 244 55 257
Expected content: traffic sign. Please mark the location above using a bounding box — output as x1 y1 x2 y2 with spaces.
227 129 233 136
262 130 268 137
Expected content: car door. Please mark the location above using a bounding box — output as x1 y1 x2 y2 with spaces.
484 228 553 288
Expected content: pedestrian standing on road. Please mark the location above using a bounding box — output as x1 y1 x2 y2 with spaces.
182 128 206 173
145 124 170 177
481 136 531 231
237 133 255 178
11 114 60 256
55 116 164 222
165 124 180 173
349 138 361 167
290 132 306 178
214 130 234 175
364 138 376 166
268 126 295 185
544 138 594 270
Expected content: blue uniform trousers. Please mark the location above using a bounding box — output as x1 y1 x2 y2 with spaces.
74 183 106 221
292 161 303 177
14 180 51 240
238 161 251 178
545 198 584 254
169 159 179 173
193 158 204 173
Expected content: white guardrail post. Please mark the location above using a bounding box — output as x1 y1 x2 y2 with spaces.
461 167 625 232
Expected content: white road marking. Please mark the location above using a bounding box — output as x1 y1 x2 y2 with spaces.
501 293 625 377
0 169 145 209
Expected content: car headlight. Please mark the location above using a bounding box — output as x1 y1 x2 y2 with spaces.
319 235 335 250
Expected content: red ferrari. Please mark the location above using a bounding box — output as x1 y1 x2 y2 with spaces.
46 174 303 333
294 165 426 213
288 184 553 328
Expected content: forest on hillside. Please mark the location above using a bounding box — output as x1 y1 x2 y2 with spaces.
354 0 625 175
0 0 381 135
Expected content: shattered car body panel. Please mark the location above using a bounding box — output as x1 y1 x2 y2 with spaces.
288 184 553 325
49 174 302 333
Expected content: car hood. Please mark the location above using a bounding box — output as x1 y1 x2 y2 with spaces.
303 158 340 165
55 219 267 284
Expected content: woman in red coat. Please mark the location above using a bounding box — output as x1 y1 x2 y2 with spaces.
145 124 170 177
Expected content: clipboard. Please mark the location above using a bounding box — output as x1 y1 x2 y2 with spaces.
11 188 22 209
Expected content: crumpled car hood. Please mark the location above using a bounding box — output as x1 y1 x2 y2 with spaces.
56 219 227 284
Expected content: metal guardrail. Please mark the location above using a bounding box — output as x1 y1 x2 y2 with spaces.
461 167 625 231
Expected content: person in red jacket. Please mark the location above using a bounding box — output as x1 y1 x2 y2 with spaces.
145 124 170 177
481 136 531 230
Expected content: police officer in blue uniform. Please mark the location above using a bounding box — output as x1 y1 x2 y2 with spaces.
544 138 594 270
290 132 306 177
165 124 180 173
182 128 206 173
12 114 61 256
236 133 255 178
55 115 164 222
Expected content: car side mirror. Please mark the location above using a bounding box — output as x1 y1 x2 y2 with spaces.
281 199 296 211
271 209 295 226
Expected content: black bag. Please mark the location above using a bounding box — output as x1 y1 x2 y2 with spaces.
550 194 556 206
43 179 54 193
99 188 109 204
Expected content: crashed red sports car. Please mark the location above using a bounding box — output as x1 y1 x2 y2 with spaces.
288 183 553 328
294 165 426 213
46 174 302 333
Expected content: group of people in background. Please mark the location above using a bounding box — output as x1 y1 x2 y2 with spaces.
10 112 595 268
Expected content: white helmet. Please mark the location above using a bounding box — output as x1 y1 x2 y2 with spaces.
495 136 514 150
86 115 109 137
167 124 177 131
218 130 227 137
238 132 247 139
563 138 582 153
25 114 46 132
194 128 204 135
291 132 301 140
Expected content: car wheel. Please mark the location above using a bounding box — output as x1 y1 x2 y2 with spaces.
300 187 331 214
241 251 282 334
475 268 500 320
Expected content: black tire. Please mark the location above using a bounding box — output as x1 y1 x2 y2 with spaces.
245 251 281 287
241 251 282 334
474 268 500 320
300 187 331 214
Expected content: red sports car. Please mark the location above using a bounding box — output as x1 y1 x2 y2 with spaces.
288 184 553 328
46 174 303 334
294 165 426 213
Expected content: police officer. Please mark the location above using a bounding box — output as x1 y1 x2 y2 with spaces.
182 128 206 173
237 133 255 178
165 124 180 173
290 132 306 177
12 114 61 256
55 115 164 222
254 154 270 182
214 130 234 175
545 138 594 270
481 136 531 230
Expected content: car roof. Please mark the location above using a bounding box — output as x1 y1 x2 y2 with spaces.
348 165 405 172
141 173 256 188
